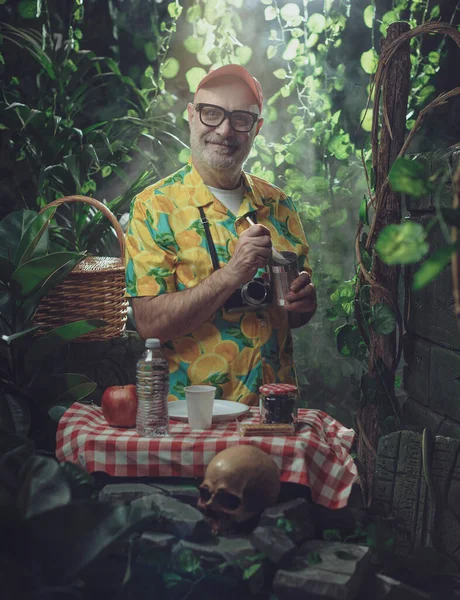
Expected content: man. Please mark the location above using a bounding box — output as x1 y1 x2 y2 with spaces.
125 64 316 405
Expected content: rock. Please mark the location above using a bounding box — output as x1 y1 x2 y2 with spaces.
273 540 371 600
250 525 296 565
148 481 200 507
259 498 315 544
131 493 212 542
139 532 177 551
99 483 163 504
373 574 431 599
373 430 460 558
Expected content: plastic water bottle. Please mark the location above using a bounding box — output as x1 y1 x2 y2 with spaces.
136 338 169 437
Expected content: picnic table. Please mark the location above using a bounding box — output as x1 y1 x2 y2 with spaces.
56 403 358 510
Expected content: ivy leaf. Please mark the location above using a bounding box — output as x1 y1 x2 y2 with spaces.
371 303 396 335
307 13 326 33
265 6 277 20
363 5 374 28
375 222 429 265
162 57 180 79
185 67 207 93
360 49 378 74
273 69 287 80
307 551 322 565
412 244 455 291
388 157 434 198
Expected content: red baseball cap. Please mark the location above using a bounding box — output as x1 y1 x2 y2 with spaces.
194 64 263 114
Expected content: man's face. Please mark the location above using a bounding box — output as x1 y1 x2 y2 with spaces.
187 76 263 175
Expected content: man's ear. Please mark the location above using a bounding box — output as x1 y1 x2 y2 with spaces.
187 102 195 127
255 118 264 136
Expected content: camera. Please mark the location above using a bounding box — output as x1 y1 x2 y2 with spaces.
224 277 273 313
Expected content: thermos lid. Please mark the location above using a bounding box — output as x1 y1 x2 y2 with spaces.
259 383 297 395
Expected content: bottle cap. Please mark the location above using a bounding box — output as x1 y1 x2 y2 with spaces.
145 338 160 349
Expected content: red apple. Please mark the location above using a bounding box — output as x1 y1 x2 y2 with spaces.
101 385 138 428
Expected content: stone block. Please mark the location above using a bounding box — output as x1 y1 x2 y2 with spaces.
273 540 371 600
405 216 458 349
259 498 315 544
402 335 460 423
147 481 200 507
250 525 296 565
139 532 176 551
171 537 261 580
400 396 444 433
437 417 460 440
403 335 431 405
429 344 460 420
368 574 431 599
131 493 212 542
373 431 460 558
99 483 163 504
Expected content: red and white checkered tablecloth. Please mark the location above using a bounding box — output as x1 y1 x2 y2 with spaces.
56 403 358 509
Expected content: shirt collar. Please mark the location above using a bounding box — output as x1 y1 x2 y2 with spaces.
185 160 266 214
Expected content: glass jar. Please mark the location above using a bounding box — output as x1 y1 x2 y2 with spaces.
259 383 298 424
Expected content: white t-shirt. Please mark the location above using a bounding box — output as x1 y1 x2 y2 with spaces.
207 182 245 216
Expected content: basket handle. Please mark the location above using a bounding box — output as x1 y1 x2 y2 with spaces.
40 195 125 259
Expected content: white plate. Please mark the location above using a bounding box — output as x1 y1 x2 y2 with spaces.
168 399 250 423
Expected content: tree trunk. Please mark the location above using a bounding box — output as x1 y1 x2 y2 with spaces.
358 21 411 503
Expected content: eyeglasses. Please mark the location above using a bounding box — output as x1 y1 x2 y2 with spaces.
194 103 259 133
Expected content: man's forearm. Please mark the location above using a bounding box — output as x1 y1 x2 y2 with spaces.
132 268 238 342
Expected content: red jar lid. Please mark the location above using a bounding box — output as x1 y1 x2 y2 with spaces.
259 383 298 395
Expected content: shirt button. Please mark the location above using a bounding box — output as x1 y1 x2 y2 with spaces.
260 321 267 327
262 358 267 364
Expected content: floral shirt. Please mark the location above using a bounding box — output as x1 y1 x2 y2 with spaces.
125 162 311 405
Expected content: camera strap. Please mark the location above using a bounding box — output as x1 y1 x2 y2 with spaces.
198 206 257 272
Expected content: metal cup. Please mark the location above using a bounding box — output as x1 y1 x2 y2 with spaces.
270 251 299 306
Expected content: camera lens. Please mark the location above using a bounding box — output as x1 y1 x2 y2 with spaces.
241 279 268 306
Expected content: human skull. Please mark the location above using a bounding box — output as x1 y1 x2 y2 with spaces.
198 445 280 535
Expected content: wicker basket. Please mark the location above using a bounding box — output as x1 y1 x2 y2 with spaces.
34 195 128 342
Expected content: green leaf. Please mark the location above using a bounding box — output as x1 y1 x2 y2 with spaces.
243 562 263 580
273 68 287 80
186 5 201 23
236 45 252 65
18 0 39 19
336 324 366 359
412 245 454 291
280 3 300 22
15 206 56 267
167 2 183 18
0 257 15 284
282 39 300 61
265 6 277 20
388 157 433 198
162 57 180 79
307 13 326 33
375 222 429 265
323 528 341 541
360 108 373 132
267 45 278 59
371 303 396 335
359 196 369 225
363 5 374 28
10 252 85 299
0 210 38 263
185 67 207 93
184 36 204 54
360 49 378 75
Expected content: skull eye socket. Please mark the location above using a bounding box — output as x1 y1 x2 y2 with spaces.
214 491 241 511
199 486 212 502
198 487 241 511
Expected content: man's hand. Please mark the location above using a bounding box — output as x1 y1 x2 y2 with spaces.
283 271 316 314
225 224 272 286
